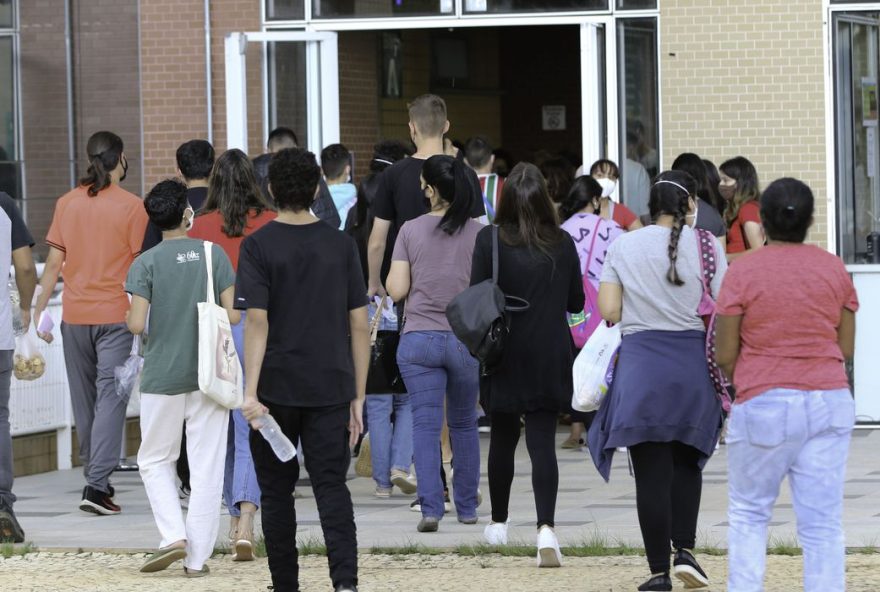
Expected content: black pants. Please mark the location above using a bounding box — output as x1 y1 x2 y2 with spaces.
250 401 357 592
629 441 703 574
488 411 558 528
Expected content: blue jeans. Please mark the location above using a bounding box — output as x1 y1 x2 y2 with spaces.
223 313 261 516
366 394 413 488
397 331 480 520
727 388 854 592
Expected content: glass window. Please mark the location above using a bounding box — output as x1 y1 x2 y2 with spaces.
617 17 658 218
0 36 19 200
312 0 452 19
615 0 657 9
464 0 607 14
0 1 12 28
268 41 309 150
266 0 305 20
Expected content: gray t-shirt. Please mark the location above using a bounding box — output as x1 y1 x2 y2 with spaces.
601 225 726 336
125 238 235 395
392 214 482 333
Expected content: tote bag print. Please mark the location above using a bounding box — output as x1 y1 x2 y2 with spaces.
198 241 243 408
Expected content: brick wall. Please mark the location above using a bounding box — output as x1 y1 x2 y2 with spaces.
339 31 381 181
660 0 828 246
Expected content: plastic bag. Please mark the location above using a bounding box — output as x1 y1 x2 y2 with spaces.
572 323 621 412
114 335 143 399
14 330 46 381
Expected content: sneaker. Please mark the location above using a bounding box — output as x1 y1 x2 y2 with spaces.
536 525 562 568
483 521 509 545
477 416 491 433
638 573 672 591
390 469 417 495
374 487 392 499
673 548 709 588
409 494 452 514
139 546 186 573
354 435 372 478
0 502 25 543
183 565 210 578
335 585 358 592
79 485 121 515
560 436 584 449
417 516 439 532
458 515 478 525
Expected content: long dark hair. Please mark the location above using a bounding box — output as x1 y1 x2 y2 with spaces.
649 170 697 286
720 156 761 226
671 152 723 213
539 157 574 204
80 131 124 197
202 149 272 237
702 158 724 213
560 175 603 221
494 162 564 255
422 155 476 235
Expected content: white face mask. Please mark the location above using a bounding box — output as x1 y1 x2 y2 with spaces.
596 177 617 199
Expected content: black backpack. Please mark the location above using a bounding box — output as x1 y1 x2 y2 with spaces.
446 226 528 375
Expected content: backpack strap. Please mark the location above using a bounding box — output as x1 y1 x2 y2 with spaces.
583 217 603 278
694 228 717 299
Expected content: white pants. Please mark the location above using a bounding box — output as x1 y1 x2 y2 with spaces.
138 391 229 570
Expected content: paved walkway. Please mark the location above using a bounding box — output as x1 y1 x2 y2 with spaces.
11 427 880 552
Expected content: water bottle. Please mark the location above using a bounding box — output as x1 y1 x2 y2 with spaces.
254 413 296 462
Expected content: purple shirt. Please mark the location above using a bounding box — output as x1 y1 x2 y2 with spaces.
560 212 624 290
392 214 482 333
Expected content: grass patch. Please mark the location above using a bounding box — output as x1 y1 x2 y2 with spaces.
370 542 445 556
0 542 35 559
767 535 802 556
298 535 327 556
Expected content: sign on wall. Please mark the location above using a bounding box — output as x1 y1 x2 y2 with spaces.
542 105 566 131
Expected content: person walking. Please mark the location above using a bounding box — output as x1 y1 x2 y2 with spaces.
588 170 726 591
719 156 764 261
478 163 585 568
238 148 368 592
0 191 37 543
385 155 482 533
716 178 858 592
189 148 276 561
126 179 238 577
34 131 149 515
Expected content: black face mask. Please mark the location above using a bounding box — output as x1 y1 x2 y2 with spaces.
120 155 129 182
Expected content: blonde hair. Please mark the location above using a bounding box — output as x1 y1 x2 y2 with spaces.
408 94 447 138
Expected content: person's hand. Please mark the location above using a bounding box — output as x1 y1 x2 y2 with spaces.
242 396 267 427
19 308 31 333
367 281 387 299
348 398 364 449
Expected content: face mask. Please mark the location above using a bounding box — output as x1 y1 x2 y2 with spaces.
719 183 736 201
686 200 699 228
120 156 129 183
596 177 617 198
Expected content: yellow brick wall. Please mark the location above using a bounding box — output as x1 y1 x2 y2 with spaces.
659 0 828 247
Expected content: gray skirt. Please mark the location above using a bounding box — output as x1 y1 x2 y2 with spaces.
588 329 722 481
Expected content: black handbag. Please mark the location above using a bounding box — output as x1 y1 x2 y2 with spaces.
446 225 528 375
366 299 406 394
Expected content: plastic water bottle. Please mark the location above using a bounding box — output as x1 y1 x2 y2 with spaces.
254 413 296 462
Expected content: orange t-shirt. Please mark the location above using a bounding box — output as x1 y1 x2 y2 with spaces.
46 184 149 325
189 209 277 271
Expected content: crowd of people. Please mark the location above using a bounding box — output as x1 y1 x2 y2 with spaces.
0 92 858 592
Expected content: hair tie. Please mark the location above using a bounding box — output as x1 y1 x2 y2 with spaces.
373 157 393 166
653 179 690 195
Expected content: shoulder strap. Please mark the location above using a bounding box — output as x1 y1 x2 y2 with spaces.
491 226 529 312
584 217 603 273
203 240 216 305
491 225 499 283
693 229 715 298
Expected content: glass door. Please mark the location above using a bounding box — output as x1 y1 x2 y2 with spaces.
834 14 880 263
225 31 339 156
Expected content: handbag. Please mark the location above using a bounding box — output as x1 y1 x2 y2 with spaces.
446 225 528 375
197 241 244 409
568 217 604 349
694 229 733 411
366 297 406 394
571 321 621 412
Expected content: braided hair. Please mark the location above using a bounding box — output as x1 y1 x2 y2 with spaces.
649 170 698 286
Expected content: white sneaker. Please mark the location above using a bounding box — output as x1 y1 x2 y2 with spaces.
536 526 562 568
484 521 509 545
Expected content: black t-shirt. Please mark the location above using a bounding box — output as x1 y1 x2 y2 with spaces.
235 220 368 407
372 157 486 283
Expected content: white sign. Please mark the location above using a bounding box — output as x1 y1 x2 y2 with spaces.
542 105 566 131
466 0 488 11
441 0 455 13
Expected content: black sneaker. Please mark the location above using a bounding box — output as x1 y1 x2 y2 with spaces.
79 485 121 515
638 573 672 591
0 502 25 543
673 549 709 588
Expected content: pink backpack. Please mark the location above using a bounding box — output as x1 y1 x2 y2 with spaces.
694 228 732 412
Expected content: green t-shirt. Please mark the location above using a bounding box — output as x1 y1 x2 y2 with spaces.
125 238 235 395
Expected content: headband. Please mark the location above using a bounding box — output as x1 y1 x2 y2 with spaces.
373 158 394 166
653 179 690 195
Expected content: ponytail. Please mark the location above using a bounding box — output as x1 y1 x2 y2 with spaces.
423 155 475 235
666 197 688 286
80 131 124 197
650 172 698 286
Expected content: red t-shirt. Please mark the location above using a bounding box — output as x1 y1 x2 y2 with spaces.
716 244 859 403
726 201 761 254
189 209 277 271
611 202 637 229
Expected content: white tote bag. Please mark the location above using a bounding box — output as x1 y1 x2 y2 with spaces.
572 322 622 412
197 241 244 409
